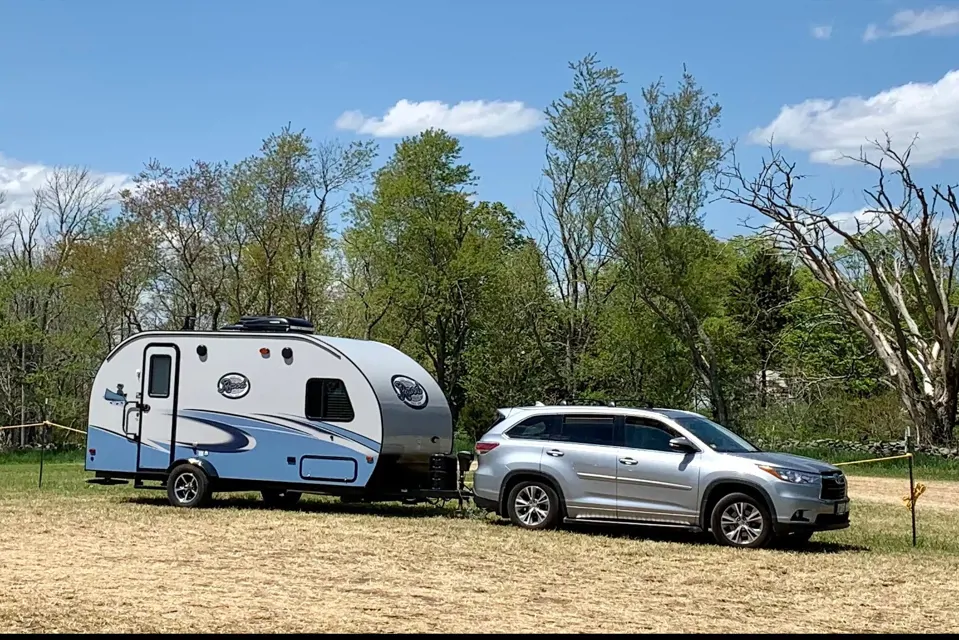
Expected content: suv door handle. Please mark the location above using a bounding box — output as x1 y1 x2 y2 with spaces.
619 457 638 465
546 449 564 457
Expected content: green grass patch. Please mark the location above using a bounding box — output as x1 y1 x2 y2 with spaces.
0 448 84 465
2 461 955 555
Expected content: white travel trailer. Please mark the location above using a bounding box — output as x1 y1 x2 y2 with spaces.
85 316 474 508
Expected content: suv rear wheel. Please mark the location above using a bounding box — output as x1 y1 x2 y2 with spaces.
506 480 561 530
710 492 773 548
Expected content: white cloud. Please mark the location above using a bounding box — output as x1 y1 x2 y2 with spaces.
0 152 133 216
863 6 959 41
749 69 959 166
335 99 544 138
811 24 833 39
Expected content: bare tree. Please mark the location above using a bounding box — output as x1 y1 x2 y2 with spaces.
121 159 227 329
535 54 620 397
606 71 733 424
293 139 375 322
723 136 959 445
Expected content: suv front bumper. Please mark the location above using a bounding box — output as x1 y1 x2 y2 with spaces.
774 495 851 534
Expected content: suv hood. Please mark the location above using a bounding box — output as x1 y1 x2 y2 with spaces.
723 451 841 474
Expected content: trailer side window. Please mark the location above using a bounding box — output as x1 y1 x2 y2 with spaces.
305 378 355 422
148 354 172 398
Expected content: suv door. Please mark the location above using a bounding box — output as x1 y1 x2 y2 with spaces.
614 416 702 525
541 414 619 520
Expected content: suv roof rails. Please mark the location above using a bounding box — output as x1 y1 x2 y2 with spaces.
549 397 655 409
218 315 315 334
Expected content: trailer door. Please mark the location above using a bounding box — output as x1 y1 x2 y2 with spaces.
136 344 180 472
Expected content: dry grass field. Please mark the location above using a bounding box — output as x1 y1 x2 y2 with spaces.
1 462 958 634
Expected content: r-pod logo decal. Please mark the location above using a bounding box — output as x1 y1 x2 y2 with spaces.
217 372 251 399
391 375 428 409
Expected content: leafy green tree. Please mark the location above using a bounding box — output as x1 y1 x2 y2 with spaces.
341 129 521 422
535 54 621 399
606 66 737 425
729 246 799 406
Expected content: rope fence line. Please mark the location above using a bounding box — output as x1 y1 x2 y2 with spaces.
834 451 919 547
834 453 913 467
1 421 87 489
0 421 86 435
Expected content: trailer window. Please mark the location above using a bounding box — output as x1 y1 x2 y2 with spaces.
305 378 355 422
148 354 172 398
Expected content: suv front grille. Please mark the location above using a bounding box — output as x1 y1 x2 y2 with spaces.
820 472 847 500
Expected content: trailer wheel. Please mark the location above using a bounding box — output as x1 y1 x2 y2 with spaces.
167 464 212 508
261 489 302 508
506 480 560 530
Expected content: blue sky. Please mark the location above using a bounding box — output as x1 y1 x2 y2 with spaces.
2 0 958 239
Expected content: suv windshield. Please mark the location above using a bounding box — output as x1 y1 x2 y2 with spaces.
672 415 760 453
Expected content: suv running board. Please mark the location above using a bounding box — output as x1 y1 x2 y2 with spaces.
564 517 702 532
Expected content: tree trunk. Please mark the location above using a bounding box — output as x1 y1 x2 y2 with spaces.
760 365 768 410
920 388 957 447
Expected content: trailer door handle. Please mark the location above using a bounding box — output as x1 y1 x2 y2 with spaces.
546 449 564 457
619 457 638 465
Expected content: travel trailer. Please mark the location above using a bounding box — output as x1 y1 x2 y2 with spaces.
85 316 473 508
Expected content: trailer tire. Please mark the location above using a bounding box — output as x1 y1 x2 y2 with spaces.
506 480 561 530
262 489 302 508
167 464 212 508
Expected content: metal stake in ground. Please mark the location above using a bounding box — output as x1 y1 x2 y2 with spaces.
38 439 44 489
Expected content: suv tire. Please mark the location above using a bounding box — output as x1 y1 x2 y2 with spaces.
709 491 773 549
506 480 561 530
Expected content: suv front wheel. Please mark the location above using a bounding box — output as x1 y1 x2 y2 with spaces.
506 480 561 530
710 492 773 548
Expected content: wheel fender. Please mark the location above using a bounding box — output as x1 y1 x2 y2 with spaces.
169 457 219 478
499 469 567 516
700 478 777 525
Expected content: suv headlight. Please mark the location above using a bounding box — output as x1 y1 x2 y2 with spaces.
758 465 819 485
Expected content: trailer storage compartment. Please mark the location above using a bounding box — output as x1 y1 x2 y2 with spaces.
300 456 358 483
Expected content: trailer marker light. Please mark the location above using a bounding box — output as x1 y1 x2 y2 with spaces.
259 347 270 357
475 442 499 454
89 449 96 456
366 455 374 463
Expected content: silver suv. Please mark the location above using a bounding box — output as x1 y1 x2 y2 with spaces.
472 405 849 549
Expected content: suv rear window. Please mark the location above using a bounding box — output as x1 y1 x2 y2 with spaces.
506 415 559 440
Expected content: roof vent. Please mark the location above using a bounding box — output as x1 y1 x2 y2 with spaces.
219 316 315 334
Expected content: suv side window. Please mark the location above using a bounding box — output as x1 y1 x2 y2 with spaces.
623 417 681 452
506 415 559 440
555 415 616 446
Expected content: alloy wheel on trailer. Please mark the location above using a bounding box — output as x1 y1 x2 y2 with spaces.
174 471 200 504
166 463 212 508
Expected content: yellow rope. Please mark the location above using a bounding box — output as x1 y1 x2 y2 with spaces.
834 452 913 466
0 421 86 435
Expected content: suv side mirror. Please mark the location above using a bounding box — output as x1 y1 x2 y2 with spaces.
669 436 698 453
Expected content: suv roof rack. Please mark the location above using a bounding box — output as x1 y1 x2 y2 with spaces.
218 315 315 334
538 398 656 409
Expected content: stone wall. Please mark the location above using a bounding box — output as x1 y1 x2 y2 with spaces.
755 438 959 460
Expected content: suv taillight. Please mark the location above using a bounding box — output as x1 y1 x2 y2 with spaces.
475 441 499 454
